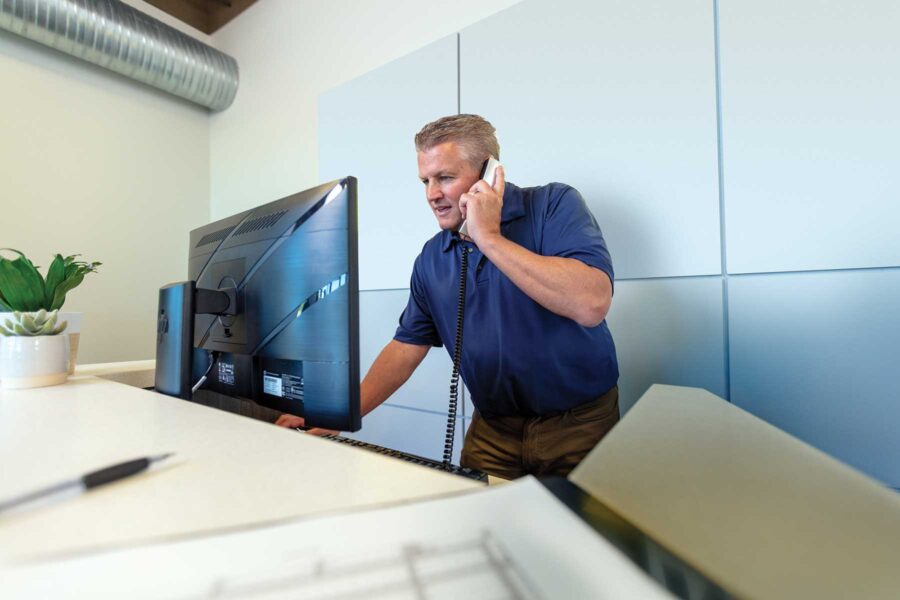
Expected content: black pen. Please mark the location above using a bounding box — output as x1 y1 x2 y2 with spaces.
0 453 174 514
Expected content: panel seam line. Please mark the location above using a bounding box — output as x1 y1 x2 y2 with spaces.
714 0 732 402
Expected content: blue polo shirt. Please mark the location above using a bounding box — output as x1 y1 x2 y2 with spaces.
394 182 618 418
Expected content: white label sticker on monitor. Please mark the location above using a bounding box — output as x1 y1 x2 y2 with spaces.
217 361 235 386
263 371 283 397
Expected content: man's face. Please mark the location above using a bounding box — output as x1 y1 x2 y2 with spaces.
417 141 482 231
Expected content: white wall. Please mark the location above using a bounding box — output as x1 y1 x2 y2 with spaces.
0 0 522 364
0 0 212 364
209 0 523 220
314 0 900 487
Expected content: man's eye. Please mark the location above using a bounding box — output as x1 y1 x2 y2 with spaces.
440 176 453 182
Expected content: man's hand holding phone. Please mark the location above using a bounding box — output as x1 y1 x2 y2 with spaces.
459 161 505 244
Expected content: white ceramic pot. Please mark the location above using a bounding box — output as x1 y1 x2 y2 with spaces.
0 334 70 389
57 312 83 375
0 312 82 375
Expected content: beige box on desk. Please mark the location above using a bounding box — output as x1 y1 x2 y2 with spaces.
571 384 900 600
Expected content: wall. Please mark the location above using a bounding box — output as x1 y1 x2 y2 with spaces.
318 0 900 487
11 0 891 485
209 0 523 220
0 0 212 364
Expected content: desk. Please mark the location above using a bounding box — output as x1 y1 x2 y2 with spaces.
5 374 900 599
0 371 479 564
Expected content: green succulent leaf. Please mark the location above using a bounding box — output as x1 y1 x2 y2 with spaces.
7 251 46 308
1 249 29 263
0 256 44 311
62 255 99 279
13 323 32 336
0 289 12 312
0 250 99 312
50 273 84 311
37 319 56 335
64 263 77 280
1 310 67 336
44 254 67 309
21 312 36 331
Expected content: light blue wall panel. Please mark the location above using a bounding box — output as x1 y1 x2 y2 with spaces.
606 277 727 414
720 1 900 274
459 0 721 279
729 270 900 487
360 290 458 414
464 384 473 420
346 405 464 464
319 35 458 291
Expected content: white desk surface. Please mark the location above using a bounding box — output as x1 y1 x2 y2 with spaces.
8 371 900 598
0 373 480 565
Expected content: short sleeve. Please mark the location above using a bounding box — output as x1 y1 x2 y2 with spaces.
540 186 615 288
394 257 443 347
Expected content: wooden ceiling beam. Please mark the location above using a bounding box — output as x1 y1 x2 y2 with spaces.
142 0 258 35
208 0 258 34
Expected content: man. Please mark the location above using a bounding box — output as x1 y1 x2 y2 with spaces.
277 114 619 478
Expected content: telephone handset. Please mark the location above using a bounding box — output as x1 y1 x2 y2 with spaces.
458 156 501 238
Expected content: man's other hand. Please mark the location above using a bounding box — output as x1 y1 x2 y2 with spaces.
274 413 338 436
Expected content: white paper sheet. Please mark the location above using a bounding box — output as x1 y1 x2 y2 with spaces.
4 477 672 599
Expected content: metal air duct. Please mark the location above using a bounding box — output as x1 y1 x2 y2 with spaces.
0 0 239 111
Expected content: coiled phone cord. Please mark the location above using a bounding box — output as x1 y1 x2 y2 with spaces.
443 245 470 467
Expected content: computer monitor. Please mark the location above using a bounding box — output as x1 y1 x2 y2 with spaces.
155 177 360 432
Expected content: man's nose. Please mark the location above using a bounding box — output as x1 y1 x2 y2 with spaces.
425 181 442 201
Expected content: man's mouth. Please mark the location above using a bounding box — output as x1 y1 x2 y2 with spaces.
434 205 452 217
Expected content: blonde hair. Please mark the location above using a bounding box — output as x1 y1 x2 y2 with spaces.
414 114 500 169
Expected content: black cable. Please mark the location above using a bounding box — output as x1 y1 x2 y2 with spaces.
443 245 470 467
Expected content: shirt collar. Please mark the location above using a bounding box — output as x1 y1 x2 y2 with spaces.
440 182 525 252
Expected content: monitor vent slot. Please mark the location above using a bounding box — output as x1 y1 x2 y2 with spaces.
234 210 288 236
196 226 236 247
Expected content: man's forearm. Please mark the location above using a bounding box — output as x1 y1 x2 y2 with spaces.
360 339 430 416
477 233 611 328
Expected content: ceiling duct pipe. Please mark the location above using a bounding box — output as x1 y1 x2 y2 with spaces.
0 0 239 111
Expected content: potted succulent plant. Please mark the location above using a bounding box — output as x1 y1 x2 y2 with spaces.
0 249 101 379
0 309 70 388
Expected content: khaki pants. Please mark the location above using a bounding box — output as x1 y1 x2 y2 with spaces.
460 386 619 480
